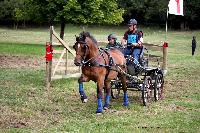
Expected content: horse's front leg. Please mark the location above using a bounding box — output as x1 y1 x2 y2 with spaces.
78 75 89 103
103 80 111 110
96 78 105 113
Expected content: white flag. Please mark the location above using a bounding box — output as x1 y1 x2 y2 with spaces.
168 0 184 16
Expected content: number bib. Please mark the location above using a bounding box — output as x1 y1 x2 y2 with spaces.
127 34 138 44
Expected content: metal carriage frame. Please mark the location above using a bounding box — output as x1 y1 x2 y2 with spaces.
111 48 164 106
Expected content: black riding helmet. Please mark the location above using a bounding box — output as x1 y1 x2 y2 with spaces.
128 19 137 26
108 34 117 41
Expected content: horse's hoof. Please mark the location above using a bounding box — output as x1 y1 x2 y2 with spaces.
82 98 88 103
81 95 88 103
103 107 109 112
103 106 109 110
103 104 109 110
96 109 103 114
96 112 103 115
123 102 129 107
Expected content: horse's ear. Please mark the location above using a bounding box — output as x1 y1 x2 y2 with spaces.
81 32 86 40
75 35 79 42
85 32 90 37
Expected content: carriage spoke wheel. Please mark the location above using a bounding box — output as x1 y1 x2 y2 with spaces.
111 80 121 99
154 73 164 101
142 76 153 106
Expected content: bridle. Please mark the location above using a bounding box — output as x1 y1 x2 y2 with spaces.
74 40 102 66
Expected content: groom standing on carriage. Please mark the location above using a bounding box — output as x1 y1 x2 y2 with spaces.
121 18 144 63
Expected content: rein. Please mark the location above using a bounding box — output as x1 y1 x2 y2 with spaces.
81 51 104 66
82 46 112 67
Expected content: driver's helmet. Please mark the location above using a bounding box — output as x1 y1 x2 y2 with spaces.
128 19 137 26
108 34 117 41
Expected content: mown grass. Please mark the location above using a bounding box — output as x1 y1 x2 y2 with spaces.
0 24 184 45
0 43 44 57
0 25 200 133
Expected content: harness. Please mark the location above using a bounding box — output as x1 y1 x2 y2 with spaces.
81 47 114 68
75 38 126 78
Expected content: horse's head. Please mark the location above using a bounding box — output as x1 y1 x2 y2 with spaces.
73 32 90 66
73 31 98 66
73 34 87 66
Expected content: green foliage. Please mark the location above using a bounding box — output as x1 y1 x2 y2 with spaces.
118 0 168 24
0 0 28 22
184 0 200 28
118 0 200 29
1 0 200 29
25 0 124 25
14 8 24 22
62 0 124 24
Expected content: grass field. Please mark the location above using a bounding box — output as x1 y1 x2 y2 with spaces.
0 25 200 133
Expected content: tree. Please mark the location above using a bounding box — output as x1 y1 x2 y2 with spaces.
2 0 199 29
184 0 200 29
62 0 124 24
117 0 168 25
117 0 200 29
26 0 124 39
0 0 30 28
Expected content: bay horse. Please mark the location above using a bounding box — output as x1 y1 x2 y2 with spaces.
73 32 129 113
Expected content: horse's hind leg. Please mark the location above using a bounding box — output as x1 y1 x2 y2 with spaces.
119 74 129 106
103 80 111 110
78 75 89 103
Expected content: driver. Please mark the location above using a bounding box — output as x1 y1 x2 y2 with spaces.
121 18 143 63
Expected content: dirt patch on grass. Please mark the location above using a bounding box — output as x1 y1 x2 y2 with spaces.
0 55 45 69
0 105 63 129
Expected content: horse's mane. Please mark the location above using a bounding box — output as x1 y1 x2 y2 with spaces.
76 31 97 45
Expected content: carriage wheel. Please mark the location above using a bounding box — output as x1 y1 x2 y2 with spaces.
111 80 121 99
154 73 164 101
142 76 153 106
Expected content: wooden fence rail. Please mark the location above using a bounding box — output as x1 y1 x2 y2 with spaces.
46 26 81 88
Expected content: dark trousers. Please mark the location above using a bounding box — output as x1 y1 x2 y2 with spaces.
192 47 196 56
124 47 142 63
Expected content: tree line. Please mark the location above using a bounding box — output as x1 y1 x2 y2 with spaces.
0 0 199 35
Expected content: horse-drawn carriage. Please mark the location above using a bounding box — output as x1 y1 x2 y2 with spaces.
73 31 164 113
110 48 164 106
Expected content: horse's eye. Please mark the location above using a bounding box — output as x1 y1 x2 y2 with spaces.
73 45 76 50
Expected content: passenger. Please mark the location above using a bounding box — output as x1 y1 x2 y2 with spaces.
106 34 123 52
121 18 143 63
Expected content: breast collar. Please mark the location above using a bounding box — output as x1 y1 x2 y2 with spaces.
82 48 113 68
